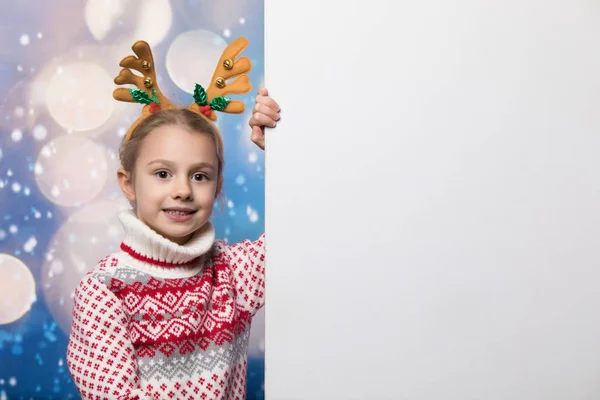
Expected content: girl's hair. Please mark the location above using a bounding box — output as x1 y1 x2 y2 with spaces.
119 108 225 204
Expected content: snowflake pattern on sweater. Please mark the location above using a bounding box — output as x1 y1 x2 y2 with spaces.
66 211 265 400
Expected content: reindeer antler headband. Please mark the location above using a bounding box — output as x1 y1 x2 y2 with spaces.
113 37 252 142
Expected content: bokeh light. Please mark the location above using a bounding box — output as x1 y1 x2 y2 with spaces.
34 135 108 207
0 80 40 136
166 30 228 94
85 0 171 46
0 255 36 325
84 0 126 41
205 0 248 30
41 198 130 334
45 62 115 132
133 0 173 46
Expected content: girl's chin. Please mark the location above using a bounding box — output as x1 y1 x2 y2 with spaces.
163 231 195 245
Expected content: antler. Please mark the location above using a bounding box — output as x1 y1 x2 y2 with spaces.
188 37 253 121
114 41 174 141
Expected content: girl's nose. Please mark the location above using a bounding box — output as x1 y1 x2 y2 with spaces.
172 178 193 200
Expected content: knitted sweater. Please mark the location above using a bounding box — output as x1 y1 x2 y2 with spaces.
66 211 265 400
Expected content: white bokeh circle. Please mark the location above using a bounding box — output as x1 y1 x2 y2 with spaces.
85 0 126 41
133 0 173 46
42 198 131 334
0 255 36 325
45 62 115 131
85 0 171 45
34 135 108 207
166 30 228 94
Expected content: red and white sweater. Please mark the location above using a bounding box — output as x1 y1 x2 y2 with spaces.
66 210 265 400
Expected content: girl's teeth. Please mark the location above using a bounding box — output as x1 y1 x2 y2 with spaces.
166 210 192 215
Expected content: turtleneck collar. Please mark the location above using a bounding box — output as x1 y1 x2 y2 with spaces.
117 210 215 278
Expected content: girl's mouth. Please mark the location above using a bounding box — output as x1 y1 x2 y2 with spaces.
163 209 197 216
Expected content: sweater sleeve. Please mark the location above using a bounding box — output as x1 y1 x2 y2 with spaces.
219 233 266 315
66 276 152 400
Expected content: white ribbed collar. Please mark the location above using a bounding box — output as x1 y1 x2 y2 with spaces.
118 210 215 278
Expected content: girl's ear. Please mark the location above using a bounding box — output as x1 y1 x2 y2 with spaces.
117 168 136 202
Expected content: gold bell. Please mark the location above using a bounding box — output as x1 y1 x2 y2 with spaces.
223 59 234 70
215 77 226 88
141 60 151 70
143 77 153 88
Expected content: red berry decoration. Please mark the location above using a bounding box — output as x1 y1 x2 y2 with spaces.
149 102 161 113
200 105 211 116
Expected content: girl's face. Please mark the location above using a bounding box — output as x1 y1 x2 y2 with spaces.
118 124 222 245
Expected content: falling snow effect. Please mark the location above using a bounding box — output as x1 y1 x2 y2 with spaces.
50 185 60 197
235 174 246 185
247 205 259 223
34 162 43 175
33 125 48 141
11 129 23 142
23 236 37 253
1 3 264 399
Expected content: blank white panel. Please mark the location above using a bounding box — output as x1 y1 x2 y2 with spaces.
264 1 600 399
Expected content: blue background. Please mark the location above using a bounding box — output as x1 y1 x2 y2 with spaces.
0 1 266 398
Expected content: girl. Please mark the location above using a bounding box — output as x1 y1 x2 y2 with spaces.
66 38 280 400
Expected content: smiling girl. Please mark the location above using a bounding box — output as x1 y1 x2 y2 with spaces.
66 38 280 400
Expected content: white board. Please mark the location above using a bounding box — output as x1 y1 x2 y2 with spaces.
264 1 600 399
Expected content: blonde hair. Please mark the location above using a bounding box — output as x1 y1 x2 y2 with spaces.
119 108 225 205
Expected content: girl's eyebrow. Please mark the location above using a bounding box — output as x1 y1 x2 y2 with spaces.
146 159 175 168
147 159 216 171
190 162 216 171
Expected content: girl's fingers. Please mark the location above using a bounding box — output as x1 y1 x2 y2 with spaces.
255 94 281 113
249 112 277 128
253 102 280 122
257 87 269 97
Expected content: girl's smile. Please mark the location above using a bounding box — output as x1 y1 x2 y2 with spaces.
163 207 197 222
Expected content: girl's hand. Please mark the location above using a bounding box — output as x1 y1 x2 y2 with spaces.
249 87 280 150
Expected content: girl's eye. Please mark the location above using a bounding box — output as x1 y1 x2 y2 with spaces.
193 173 207 181
156 171 170 179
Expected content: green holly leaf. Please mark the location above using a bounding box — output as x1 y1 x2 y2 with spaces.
210 96 230 111
129 88 153 105
150 89 160 104
193 84 208 106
